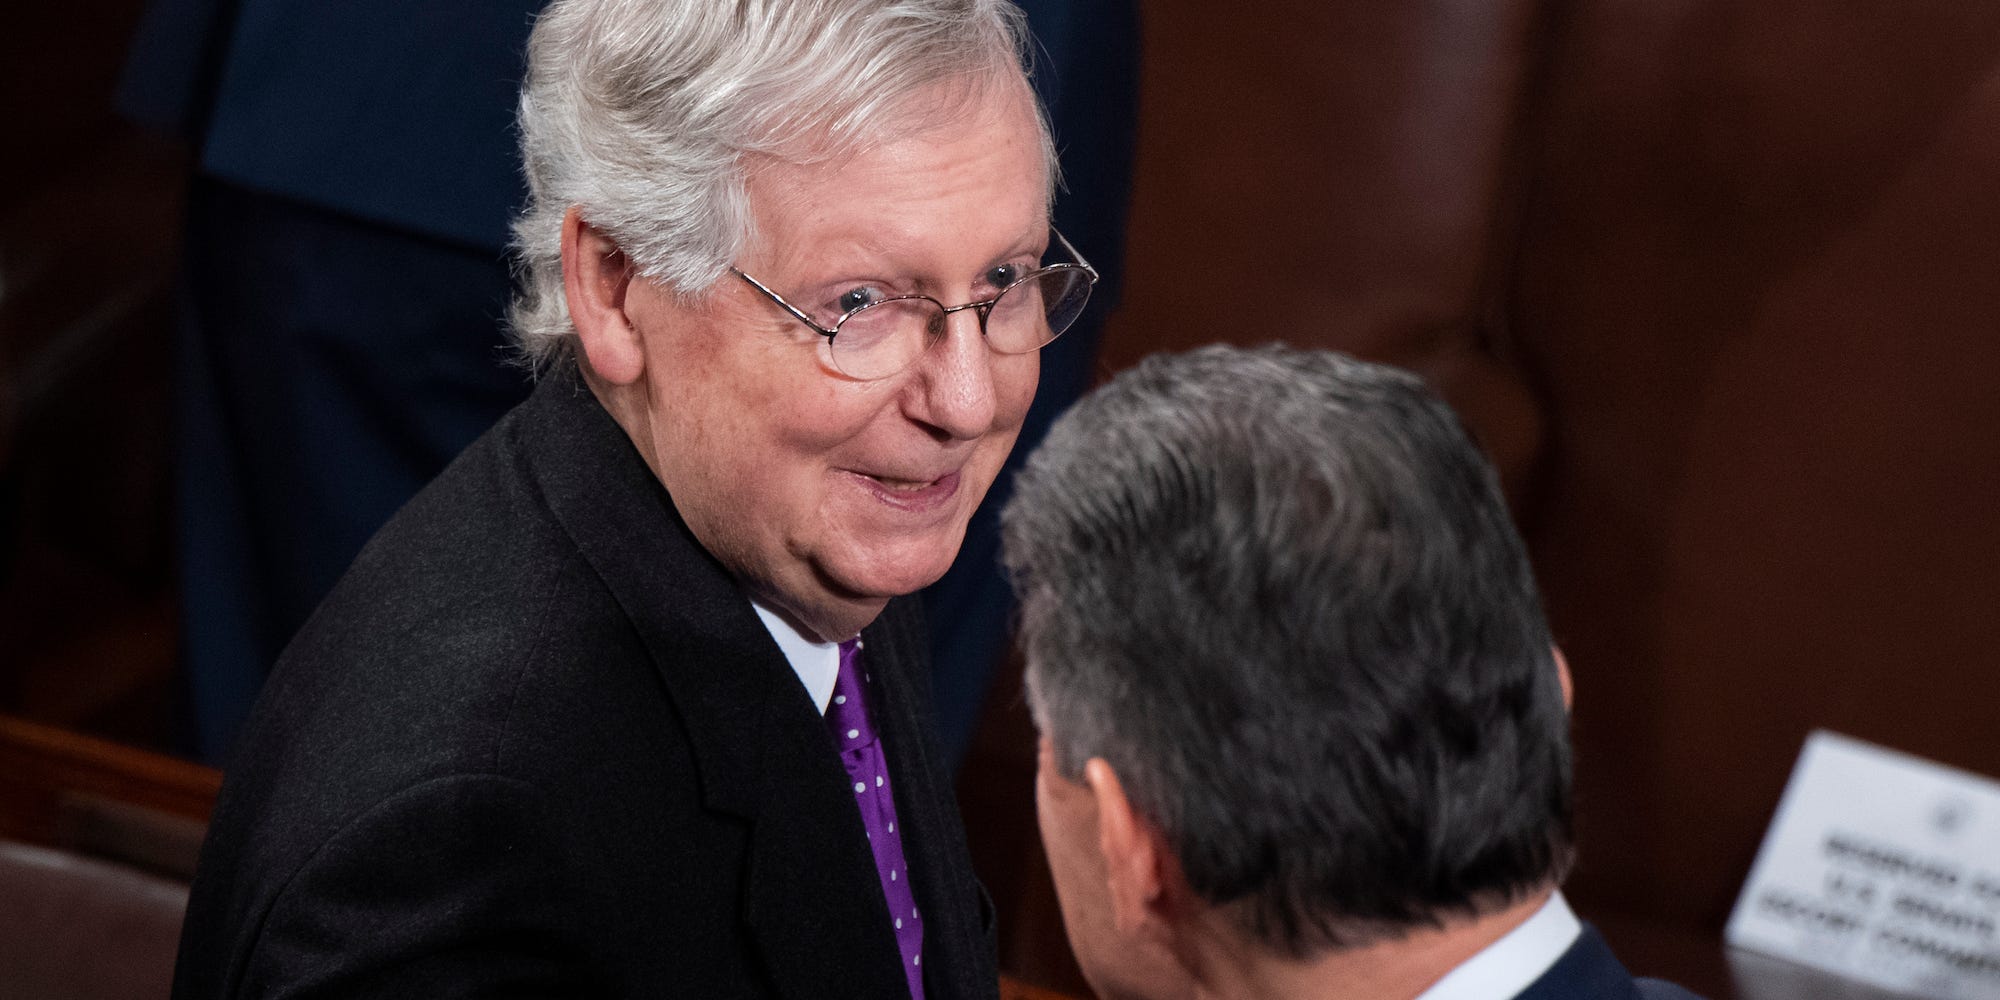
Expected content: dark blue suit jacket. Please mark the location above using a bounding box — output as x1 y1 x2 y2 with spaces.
121 0 541 251
1516 926 1706 1000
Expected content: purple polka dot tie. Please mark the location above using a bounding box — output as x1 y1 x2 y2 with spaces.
831 638 924 999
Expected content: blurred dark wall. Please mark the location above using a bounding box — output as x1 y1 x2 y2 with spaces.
1092 0 2000 961
1513 0 2000 937
0 4 185 746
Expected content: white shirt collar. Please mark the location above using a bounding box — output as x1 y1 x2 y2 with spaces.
1413 891 1581 1000
750 600 841 715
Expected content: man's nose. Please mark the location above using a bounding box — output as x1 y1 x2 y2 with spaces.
905 309 998 441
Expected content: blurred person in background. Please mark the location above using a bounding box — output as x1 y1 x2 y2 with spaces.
1002 345 1700 1000
171 1 1098 996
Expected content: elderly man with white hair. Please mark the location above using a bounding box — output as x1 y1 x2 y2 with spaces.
171 1 1095 997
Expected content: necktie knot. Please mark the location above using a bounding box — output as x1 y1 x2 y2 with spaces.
828 639 873 746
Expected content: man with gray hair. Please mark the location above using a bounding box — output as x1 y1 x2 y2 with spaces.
1001 345 1700 999
173 0 1095 996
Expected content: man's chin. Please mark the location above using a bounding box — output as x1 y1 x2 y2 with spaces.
816 534 966 603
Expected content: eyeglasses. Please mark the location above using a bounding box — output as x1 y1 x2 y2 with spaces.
731 229 1099 381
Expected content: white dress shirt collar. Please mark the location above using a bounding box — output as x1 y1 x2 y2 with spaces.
1413 891 1582 1000
750 600 841 715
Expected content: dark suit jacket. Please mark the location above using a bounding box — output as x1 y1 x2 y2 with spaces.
1515 926 1704 1000
172 364 998 999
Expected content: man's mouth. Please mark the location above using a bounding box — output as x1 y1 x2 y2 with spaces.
869 475 940 492
851 469 962 510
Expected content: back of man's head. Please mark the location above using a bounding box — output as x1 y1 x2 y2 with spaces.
1001 344 1573 966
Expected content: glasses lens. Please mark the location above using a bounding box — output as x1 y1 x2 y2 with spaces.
986 268 1095 355
829 297 936 380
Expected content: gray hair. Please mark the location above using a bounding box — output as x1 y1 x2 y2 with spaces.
1002 344 1573 956
508 0 1055 369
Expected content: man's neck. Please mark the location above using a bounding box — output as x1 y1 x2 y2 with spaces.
1181 888 1558 1000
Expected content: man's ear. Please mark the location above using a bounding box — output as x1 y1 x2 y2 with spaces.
1083 758 1173 937
561 206 645 385
1552 645 1573 711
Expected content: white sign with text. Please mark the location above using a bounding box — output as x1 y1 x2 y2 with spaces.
1727 730 2000 998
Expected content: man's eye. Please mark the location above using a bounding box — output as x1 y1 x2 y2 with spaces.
837 287 882 314
986 263 1025 290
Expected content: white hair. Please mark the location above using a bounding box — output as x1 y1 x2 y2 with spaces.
508 0 1056 370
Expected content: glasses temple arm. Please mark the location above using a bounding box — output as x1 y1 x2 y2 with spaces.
732 268 839 338
1051 228 1098 278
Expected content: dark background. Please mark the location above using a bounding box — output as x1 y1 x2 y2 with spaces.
6 1 2000 996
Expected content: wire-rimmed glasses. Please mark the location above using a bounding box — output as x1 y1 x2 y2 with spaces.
731 229 1098 381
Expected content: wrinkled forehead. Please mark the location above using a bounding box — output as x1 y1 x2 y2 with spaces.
733 72 1054 271
747 64 1053 201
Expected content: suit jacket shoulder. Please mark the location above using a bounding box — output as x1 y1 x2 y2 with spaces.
174 365 996 999
1514 925 1706 1000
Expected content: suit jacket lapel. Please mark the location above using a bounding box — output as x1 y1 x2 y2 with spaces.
515 365 910 998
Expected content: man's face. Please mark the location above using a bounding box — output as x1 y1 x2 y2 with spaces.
617 82 1046 638
1036 739 1192 1000
1037 738 1123 993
